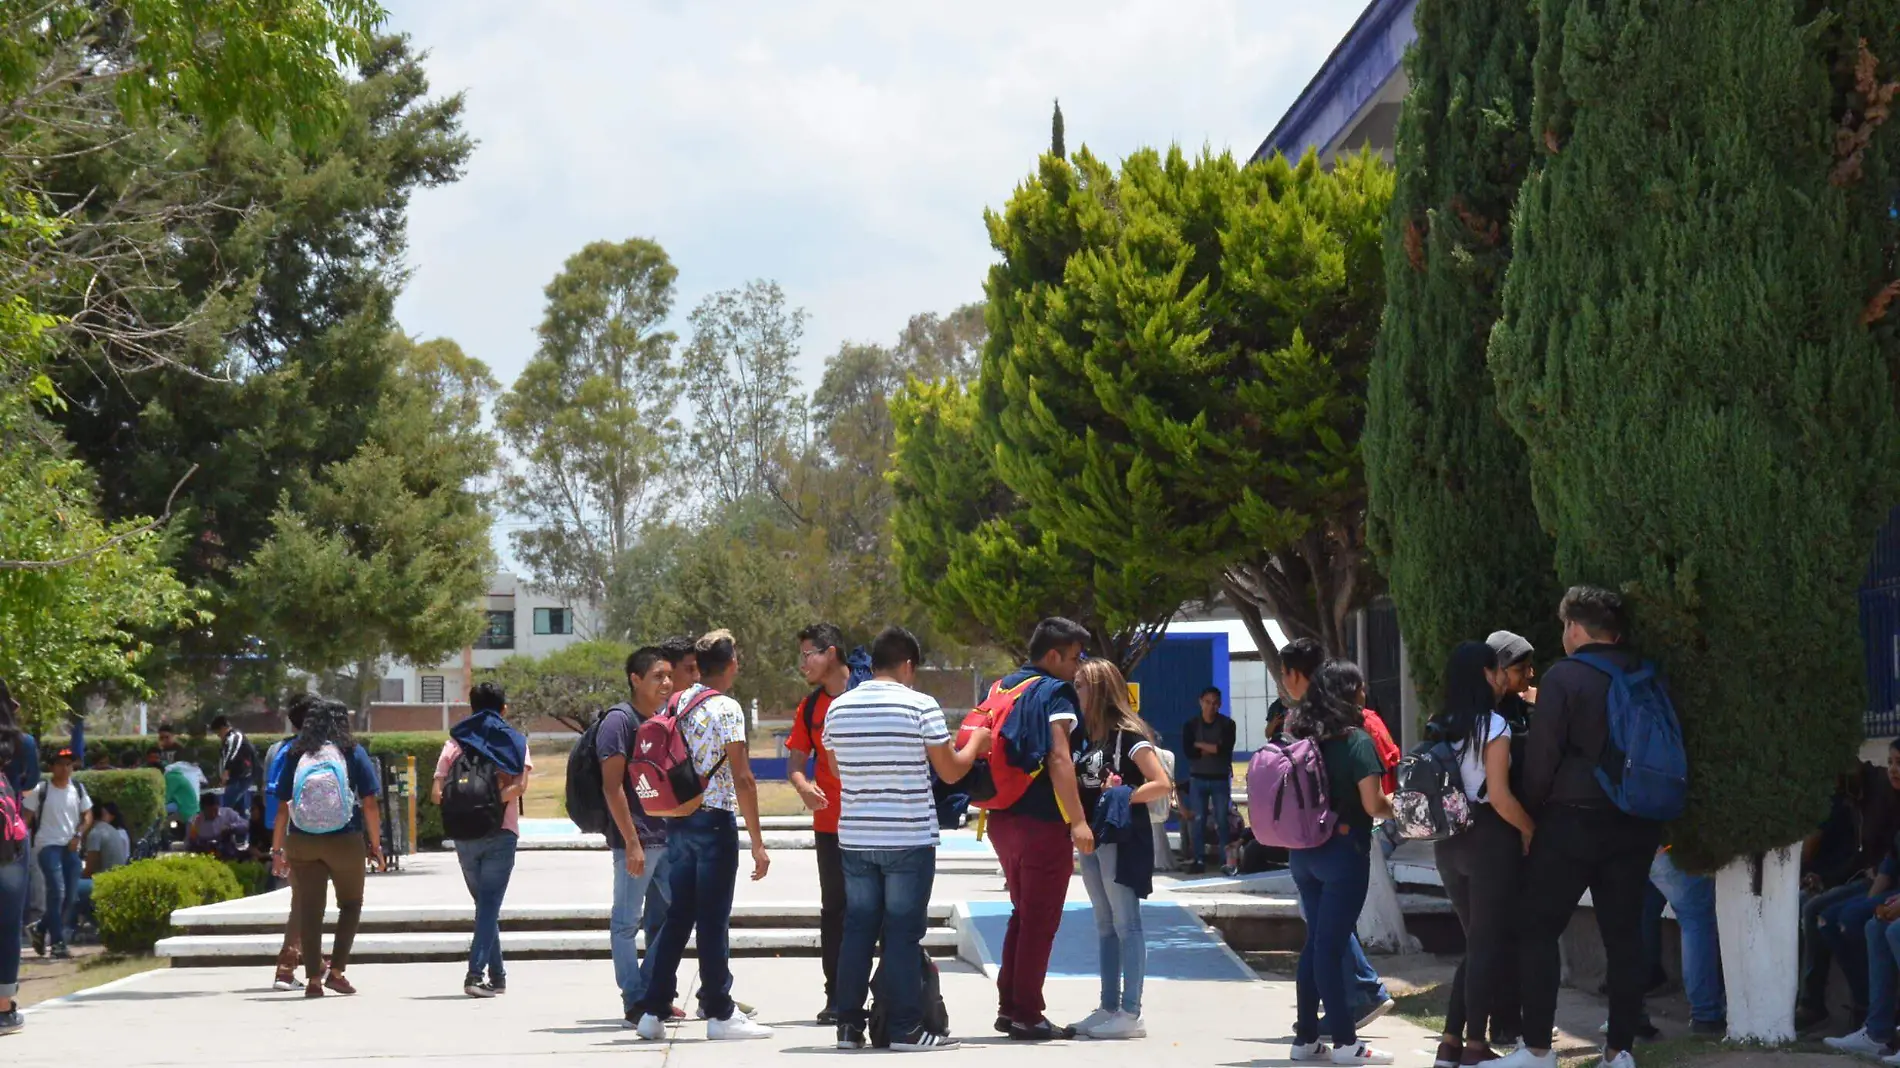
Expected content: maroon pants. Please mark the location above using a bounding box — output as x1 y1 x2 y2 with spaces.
988 809 1074 1024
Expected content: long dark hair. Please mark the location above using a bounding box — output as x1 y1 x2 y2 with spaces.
1436 641 1500 759
1286 659 1365 743
286 698 355 763
0 677 20 772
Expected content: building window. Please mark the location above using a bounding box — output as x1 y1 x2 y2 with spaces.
534 607 573 635
420 676 445 703
478 610 515 651
376 678 404 703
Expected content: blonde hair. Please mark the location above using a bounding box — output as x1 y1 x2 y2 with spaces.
1075 659 1152 745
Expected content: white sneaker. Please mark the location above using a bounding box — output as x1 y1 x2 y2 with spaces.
634 1013 667 1041
1495 1047 1560 1068
1880 1049 1900 1067
1331 1042 1395 1064
1355 998 1397 1029
1091 1012 1145 1040
1071 1008 1117 1037
1602 1051 1637 1068
1830 1029 1891 1058
707 1014 775 1041
1291 1041 1333 1061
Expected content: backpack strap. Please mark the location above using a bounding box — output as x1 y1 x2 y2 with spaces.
798 687 824 744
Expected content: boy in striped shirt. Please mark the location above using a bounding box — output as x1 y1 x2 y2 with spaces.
823 626 990 1052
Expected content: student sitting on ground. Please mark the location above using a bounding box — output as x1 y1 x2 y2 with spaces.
187 792 250 858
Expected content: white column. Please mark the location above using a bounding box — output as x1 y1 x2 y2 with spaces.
1715 845 1800 1043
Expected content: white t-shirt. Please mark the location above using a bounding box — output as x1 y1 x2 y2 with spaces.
25 781 92 850
673 684 749 813
822 679 952 850
1455 713 1511 803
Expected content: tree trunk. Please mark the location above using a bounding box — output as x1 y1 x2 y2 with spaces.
1357 842 1417 953
1715 846 1799 1043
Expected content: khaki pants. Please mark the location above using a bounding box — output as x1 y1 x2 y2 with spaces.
287 831 367 976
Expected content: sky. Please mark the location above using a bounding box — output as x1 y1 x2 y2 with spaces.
379 0 1367 395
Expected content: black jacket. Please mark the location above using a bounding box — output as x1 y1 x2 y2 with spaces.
1181 714 1237 779
1521 643 1641 812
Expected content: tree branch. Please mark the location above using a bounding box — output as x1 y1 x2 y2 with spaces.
0 463 198 570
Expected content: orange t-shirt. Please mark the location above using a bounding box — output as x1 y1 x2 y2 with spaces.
787 688 840 835
1360 708 1401 795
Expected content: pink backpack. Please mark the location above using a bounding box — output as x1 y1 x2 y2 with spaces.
628 688 725 818
1246 737 1337 849
0 774 27 862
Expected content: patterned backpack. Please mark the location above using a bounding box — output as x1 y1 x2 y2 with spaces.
1390 741 1474 841
290 744 356 833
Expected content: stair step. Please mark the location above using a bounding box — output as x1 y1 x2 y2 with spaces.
171 901 957 935
156 926 960 966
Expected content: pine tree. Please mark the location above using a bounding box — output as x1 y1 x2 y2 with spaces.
1490 0 1900 873
1365 0 1559 707
1051 99 1065 158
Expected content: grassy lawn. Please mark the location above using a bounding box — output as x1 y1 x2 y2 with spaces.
522 743 810 820
17 951 164 1008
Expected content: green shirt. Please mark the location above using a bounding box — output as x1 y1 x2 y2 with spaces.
1319 729 1384 833
164 766 201 822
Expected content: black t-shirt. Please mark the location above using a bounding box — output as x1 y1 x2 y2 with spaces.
1012 717 1086 824
1077 729 1156 816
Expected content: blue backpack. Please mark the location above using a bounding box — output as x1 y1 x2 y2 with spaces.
1571 652 1687 821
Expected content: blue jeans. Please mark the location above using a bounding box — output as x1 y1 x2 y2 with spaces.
1649 851 1723 1023
1186 776 1231 866
1805 879 1872 1008
611 842 672 1013
1824 892 1884 1011
836 846 937 1036
1868 915 1900 1040
0 852 26 1001
35 846 80 946
1291 830 1373 1047
1078 843 1145 1015
223 781 253 815
456 831 518 984
637 809 739 1021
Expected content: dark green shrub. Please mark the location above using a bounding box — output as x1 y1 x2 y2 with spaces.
93 854 244 953
221 859 269 896
73 770 166 839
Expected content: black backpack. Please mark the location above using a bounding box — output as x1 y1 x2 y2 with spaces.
869 947 950 1048
440 749 505 840
1389 740 1476 842
564 709 615 835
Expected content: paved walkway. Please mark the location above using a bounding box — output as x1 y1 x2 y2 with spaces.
14 955 1445 1067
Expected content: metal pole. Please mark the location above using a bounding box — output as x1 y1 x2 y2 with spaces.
406 754 417 856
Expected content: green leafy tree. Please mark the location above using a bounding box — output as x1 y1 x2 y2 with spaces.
237 334 499 711
484 640 632 733
890 377 1176 669
1489 0 1900 874
683 280 808 510
498 238 681 614
977 146 1390 671
1365 0 1559 705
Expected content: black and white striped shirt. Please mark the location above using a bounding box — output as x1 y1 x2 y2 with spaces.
821 679 950 850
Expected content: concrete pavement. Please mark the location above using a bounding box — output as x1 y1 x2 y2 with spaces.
12 955 1446 1067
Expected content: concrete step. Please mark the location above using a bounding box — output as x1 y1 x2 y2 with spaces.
155 925 962 966
170 900 957 936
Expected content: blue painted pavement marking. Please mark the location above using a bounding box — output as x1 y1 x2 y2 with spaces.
962 900 1254 982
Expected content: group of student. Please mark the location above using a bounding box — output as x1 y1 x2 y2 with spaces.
1265 585 1690 1068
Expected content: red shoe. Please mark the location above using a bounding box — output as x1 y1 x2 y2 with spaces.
324 972 357 996
304 978 324 999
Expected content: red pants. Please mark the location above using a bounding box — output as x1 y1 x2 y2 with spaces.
987 809 1074 1024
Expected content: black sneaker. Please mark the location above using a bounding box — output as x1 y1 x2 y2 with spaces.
1795 1004 1830 1032
1009 1018 1075 1042
464 974 496 998
0 1009 21 1036
484 977 506 996
994 1015 1013 1035
818 1007 839 1026
1187 862 1206 874
893 1028 960 1052
29 928 43 957
50 943 71 960
837 1021 868 1050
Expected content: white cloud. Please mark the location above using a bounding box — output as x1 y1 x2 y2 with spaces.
381 0 1367 392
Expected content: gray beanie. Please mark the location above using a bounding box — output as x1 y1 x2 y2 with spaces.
1486 630 1534 666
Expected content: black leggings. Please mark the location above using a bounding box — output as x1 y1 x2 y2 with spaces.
1435 805 1524 1045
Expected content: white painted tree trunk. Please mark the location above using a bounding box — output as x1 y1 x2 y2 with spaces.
1358 844 1419 953
1715 844 1800 1044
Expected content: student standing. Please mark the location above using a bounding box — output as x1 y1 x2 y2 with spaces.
1284 661 1396 1066
632 631 774 1042
24 748 90 960
824 626 989 1051
788 621 855 1024
268 699 384 998
210 714 257 814
598 647 682 1026
987 617 1095 1042
433 683 531 998
0 682 28 1036
269 696 315 991
1496 587 1667 1068
1181 686 1236 874
1430 642 1536 1068
1070 658 1172 1040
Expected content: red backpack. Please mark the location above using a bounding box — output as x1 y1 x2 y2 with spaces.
955 675 1047 812
0 774 27 862
628 688 726 818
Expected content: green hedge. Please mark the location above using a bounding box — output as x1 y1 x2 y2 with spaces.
44 735 291 772
93 854 244 953
360 733 449 845
73 770 165 839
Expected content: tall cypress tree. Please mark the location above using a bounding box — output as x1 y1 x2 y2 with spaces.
1051 99 1065 158
1490 0 1900 872
1366 0 1559 707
